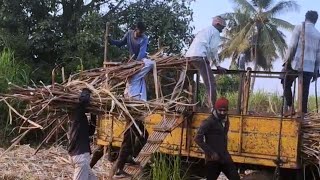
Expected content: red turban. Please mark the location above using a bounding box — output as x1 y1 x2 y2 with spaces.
215 97 229 109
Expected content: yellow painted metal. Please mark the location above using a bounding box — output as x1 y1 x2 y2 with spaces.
97 113 300 169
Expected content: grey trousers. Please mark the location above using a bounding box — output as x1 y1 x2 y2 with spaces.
190 57 217 108
170 57 217 108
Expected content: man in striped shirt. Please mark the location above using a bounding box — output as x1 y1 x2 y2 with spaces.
283 11 320 116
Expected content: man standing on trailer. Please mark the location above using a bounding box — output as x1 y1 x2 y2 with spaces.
185 16 227 108
90 21 151 178
195 97 240 180
282 11 320 116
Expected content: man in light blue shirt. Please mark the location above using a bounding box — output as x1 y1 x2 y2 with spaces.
109 21 155 101
107 21 152 178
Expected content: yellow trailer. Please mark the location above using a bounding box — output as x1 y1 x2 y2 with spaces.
97 113 300 169
95 69 316 179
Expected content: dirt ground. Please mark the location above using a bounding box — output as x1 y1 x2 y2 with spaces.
0 145 230 180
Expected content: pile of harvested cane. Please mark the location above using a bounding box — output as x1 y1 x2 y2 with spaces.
301 113 320 170
0 52 193 153
0 145 112 179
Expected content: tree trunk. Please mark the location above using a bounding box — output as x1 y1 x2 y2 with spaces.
251 24 261 92
229 53 239 70
250 62 258 92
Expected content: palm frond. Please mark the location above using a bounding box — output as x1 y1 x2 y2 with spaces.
220 12 236 20
228 22 253 52
223 0 299 70
266 0 299 16
231 0 256 13
254 0 273 10
266 24 287 58
270 17 294 30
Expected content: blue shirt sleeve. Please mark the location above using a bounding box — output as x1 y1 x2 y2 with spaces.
136 37 148 61
110 31 129 47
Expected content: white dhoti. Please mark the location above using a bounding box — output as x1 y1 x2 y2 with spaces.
71 153 97 180
124 58 155 101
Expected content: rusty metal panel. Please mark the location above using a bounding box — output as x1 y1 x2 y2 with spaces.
97 113 300 169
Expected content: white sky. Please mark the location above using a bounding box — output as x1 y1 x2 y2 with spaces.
190 0 320 95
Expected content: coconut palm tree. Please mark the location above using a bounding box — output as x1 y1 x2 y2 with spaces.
220 0 299 71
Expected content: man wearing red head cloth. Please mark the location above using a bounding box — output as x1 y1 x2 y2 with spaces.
185 16 228 108
195 98 240 180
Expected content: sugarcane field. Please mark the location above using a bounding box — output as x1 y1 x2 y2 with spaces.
1 0 320 180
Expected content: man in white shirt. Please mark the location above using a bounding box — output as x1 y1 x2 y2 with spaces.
282 11 320 116
186 16 227 108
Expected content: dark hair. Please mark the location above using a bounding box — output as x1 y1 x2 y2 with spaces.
79 88 92 105
82 88 92 94
136 21 146 32
305 11 318 24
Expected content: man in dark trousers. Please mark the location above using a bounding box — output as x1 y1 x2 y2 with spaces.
195 97 240 180
112 117 148 178
282 11 320 116
68 88 97 180
90 118 148 178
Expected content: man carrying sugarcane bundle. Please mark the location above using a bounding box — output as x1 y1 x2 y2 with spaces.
90 21 151 178
68 88 97 180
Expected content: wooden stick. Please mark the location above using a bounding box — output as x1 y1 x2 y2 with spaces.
103 22 110 68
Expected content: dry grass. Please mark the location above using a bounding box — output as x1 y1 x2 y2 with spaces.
0 145 113 180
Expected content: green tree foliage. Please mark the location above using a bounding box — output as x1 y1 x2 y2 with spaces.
216 75 240 96
0 0 194 83
0 48 30 146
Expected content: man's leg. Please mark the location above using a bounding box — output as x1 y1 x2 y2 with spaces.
283 75 295 115
125 58 154 101
170 68 188 102
112 124 134 177
302 72 313 113
72 153 97 180
221 162 240 180
191 58 217 108
206 161 221 180
90 145 104 168
131 120 149 158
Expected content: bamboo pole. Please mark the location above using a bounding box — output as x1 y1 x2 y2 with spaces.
103 22 110 68
298 22 306 117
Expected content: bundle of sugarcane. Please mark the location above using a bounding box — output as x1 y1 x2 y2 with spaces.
0 53 194 154
67 52 191 84
301 113 320 169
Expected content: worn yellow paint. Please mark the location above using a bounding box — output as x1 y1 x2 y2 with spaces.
97 113 300 169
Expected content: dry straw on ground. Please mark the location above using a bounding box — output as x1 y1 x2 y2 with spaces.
0 145 112 180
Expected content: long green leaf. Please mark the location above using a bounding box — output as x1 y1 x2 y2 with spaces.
231 0 256 13
270 17 294 30
266 0 299 16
